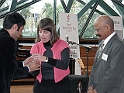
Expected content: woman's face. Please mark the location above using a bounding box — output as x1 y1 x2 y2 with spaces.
39 29 51 43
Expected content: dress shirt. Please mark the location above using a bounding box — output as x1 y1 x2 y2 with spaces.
103 31 116 49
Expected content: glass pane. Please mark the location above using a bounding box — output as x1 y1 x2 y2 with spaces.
0 0 123 38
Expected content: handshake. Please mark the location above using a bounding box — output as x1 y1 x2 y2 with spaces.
23 54 47 72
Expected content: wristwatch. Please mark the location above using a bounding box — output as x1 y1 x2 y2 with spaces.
45 57 48 62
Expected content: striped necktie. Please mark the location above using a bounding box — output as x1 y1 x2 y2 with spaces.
97 40 104 59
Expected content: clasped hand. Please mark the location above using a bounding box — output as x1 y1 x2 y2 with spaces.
87 86 97 93
23 55 42 72
32 54 47 62
23 54 47 72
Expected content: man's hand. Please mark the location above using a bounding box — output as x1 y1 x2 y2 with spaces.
87 86 93 93
23 56 33 66
27 61 41 72
93 89 97 93
23 56 41 72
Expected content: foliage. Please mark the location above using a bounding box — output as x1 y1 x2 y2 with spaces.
19 7 32 19
20 0 100 38
41 3 53 19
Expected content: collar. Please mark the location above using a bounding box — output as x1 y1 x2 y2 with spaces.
103 31 116 48
43 41 51 46
0 28 10 36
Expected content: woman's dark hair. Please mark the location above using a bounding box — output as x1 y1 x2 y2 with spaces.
3 12 25 31
36 18 59 45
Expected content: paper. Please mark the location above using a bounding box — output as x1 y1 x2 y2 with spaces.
102 53 108 61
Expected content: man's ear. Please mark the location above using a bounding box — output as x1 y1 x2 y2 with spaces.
105 24 110 31
12 24 18 31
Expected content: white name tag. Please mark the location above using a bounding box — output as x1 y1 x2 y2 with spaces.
102 53 108 61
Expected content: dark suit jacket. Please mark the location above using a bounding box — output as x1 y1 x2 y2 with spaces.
88 33 124 93
0 29 29 93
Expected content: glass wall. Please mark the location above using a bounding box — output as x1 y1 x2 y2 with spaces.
19 0 100 38
0 0 123 39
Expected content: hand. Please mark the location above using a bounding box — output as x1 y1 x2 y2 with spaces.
23 56 34 66
32 54 46 62
87 86 93 93
24 56 41 72
27 61 41 72
93 89 97 93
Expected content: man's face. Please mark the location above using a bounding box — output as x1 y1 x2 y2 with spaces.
94 22 108 40
11 24 24 41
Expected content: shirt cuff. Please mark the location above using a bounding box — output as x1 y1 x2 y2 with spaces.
22 61 30 72
25 66 30 72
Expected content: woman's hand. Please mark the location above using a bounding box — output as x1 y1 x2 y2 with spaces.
32 54 47 62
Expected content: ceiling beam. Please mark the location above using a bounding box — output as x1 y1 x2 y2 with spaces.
0 0 41 19
79 0 100 38
99 0 119 16
111 0 124 27
77 0 97 19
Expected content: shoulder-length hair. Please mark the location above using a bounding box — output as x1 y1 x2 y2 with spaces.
35 18 59 45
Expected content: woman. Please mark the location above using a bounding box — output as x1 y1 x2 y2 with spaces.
30 18 71 93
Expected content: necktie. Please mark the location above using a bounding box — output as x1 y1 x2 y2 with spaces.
97 40 104 59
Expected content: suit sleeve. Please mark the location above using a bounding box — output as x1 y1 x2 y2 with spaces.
2 38 29 79
88 72 93 87
95 43 124 93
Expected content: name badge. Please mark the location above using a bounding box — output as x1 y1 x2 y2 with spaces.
102 53 108 61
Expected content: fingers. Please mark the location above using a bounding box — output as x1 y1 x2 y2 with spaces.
31 54 40 58
87 90 93 93
31 56 38 62
23 56 34 66
31 54 46 62
31 54 42 62
87 86 93 93
29 61 41 72
23 55 42 72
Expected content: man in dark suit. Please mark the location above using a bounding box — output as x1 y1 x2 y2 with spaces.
87 15 124 93
0 12 41 93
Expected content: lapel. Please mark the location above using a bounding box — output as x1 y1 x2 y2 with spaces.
93 34 118 68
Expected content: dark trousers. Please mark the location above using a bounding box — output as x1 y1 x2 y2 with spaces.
33 77 71 93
